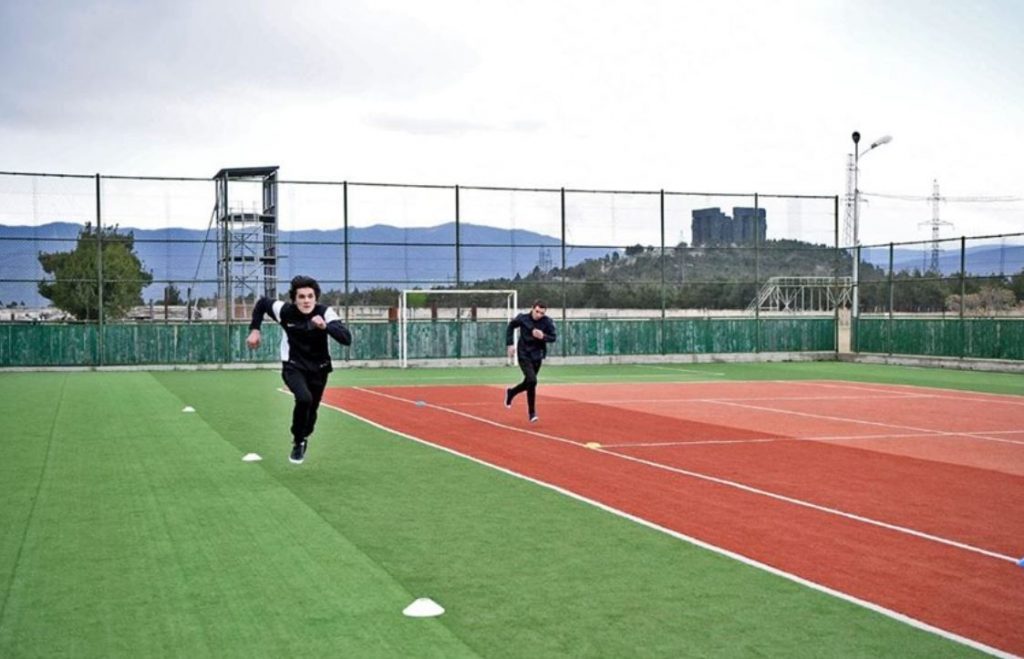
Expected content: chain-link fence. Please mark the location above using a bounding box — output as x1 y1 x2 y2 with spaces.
2 169 1021 365
0 171 841 320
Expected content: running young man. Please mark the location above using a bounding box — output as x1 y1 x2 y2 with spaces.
504 300 557 422
246 275 352 464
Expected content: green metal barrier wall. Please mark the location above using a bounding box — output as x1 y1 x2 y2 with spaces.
0 324 99 366
0 317 836 367
565 317 834 356
855 317 1024 361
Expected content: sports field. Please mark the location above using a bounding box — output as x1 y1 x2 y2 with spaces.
2 362 1022 657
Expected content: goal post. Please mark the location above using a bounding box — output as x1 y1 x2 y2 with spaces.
399 289 518 368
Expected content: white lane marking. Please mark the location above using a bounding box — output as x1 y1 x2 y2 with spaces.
322 395 1016 659
350 387 1018 565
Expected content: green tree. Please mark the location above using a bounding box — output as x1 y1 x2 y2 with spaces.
1010 269 1024 302
163 284 184 305
38 223 153 320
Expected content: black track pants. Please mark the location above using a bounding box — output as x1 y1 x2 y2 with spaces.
281 365 328 442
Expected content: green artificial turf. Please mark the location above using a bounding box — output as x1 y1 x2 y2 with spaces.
3 362 1011 657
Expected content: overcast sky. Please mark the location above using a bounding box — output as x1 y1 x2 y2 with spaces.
1 0 1021 243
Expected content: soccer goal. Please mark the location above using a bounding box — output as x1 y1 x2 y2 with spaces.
399 289 518 368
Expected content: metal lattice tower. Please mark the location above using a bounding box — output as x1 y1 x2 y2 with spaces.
863 181 1020 274
917 179 954 273
214 166 279 320
843 153 856 247
538 247 553 272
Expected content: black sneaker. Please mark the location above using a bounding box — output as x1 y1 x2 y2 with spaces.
289 439 307 464
529 414 538 424
504 388 513 408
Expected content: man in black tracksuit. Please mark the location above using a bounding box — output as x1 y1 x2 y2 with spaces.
246 275 352 464
504 300 557 422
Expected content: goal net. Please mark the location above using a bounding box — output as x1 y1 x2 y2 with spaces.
399 289 518 368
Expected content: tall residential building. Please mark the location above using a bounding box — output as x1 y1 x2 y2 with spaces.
732 207 766 244
691 206 766 246
691 207 730 246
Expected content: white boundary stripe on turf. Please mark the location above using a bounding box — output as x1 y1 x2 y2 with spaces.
320 398 1014 659
352 387 1018 565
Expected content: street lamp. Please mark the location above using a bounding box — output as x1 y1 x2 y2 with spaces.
851 131 892 319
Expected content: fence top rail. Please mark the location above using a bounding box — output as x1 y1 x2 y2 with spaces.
0 169 834 200
858 232 1024 250
0 170 96 180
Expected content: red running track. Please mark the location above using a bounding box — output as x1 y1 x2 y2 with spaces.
323 380 1024 655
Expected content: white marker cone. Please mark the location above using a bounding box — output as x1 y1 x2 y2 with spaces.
242 453 262 462
403 597 444 617
182 406 196 413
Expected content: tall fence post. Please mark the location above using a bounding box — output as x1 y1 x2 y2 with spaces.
753 192 760 353
454 184 462 359
659 189 666 355
852 244 861 352
887 242 894 354
454 184 461 287
95 173 104 366
220 174 232 363
959 236 966 358
833 194 840 354
560 187 567 357
343 181 349 325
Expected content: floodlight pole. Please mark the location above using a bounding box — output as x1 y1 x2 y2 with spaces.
850 131 892 321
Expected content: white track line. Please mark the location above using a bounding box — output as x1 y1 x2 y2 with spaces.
794 380 1024 407
351 387 1018 565
451 389 1024 447
320 396 1015 659
642 364 728 376
543 374 723 382
598 429 1024 449
448 393 932 406
706 399 1024 447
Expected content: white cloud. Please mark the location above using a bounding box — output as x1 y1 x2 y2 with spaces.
1 0 1021 243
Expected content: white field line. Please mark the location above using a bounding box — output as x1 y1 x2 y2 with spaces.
542 374 724 382
641 364 728 376
319 395 1015 659
448 389 1024 446
793 380 1024 407
706 399 1024 447
597 429 1024 449
351 387 1018 565
449 393 932 406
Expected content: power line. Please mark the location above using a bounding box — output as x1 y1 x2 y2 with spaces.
863 181 1023 272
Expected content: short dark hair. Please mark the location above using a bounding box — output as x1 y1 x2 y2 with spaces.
531 300 547 310
288 275 321 302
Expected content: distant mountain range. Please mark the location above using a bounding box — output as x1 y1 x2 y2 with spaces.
859 244 1024 277
3 222 1021 307
0 222 609 305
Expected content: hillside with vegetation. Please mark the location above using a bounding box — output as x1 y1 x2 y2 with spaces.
327 238 1024 314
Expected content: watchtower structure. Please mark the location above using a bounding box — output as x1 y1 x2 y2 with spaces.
213 166 279 320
